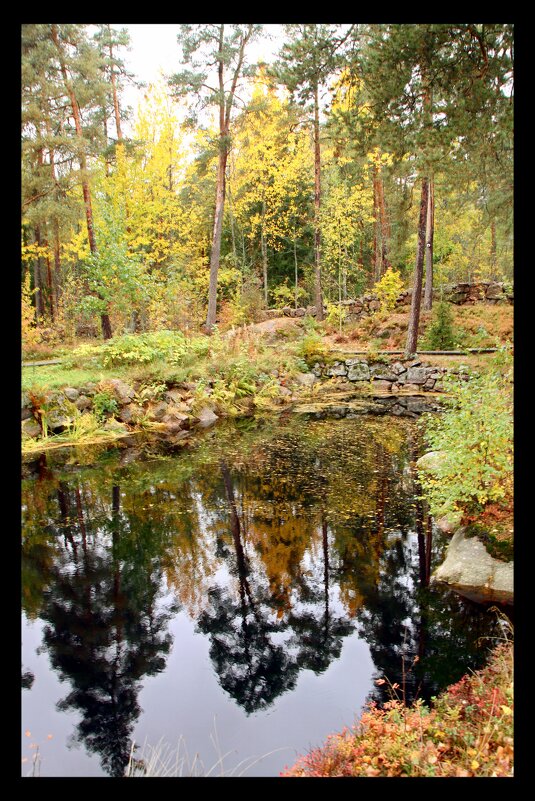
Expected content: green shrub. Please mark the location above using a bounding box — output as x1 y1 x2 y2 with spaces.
93 391 119 421
421 301 457 350
418 347 513 518
296 333 329 367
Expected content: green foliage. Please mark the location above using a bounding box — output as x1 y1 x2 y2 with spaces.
418 347 513 518
100 331 210 368
271 279 307 308
324 301 347 331
296 332 329 367
372 268 404 313
421 300 456 350
92 390 119 422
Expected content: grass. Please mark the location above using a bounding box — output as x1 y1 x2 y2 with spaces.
282 622 513 778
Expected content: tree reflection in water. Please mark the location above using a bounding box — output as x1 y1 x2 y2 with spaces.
21 417 509 774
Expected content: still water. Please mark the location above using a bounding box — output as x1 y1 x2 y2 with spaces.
21 414 506 777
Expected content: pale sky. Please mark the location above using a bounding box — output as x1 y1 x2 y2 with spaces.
120 24 285 121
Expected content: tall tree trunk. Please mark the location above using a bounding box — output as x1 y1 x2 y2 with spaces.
261 199 268 307
51 24 112 340
108 26 123 143
44 236 55 321
293 229 299 309
490 219 497 280
33 225 45 321
378 176 390 274
405 177 429 357
206 145 227 330
373 164 382 282
423 179 435 311
313 81 324 321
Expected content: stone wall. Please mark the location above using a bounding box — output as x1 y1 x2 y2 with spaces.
311 356 448 393
262 281 513 321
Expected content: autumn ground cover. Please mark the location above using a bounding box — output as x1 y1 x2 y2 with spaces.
282 635 513 777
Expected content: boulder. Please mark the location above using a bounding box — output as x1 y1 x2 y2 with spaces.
294 372 317 388
346 362 370 381
106 379 136 405
63 387 80 402
197 407 219 428
372 379 393 392
145 400 169 421
75 395 92 411
416 450 447 473
407 367 428 384
46 410 73 433
103 419 129 434
117 404 143 424
326 361 347 377
22 418 41 439
432 528 513 605
21 406 33 422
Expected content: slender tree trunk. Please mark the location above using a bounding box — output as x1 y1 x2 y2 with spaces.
293 230 299 309
261 200 268 307
51 24 112 340
490 219 497 280
313 81 324 321
373 164 382 282
108 27 123 143
423 178 435 311
44 236 55 321
405 177 429 357
378 176 390 274
53 221 61 310
206 145 227 330
33 225 45 321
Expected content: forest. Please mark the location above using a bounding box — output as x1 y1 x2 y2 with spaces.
21 24 514 780
21 24 513 351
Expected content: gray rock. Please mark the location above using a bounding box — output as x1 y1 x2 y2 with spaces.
46 410 73 432
63 387 80 402
312 363 323 377
432 528 513 605
103 419 129 434
391 361 407 375
407 367 428 384
117 404 143 424
423 378 436 390
146 400 169 421
75 395 92 411
21 407 33 421
326 361 347 377
416 450 447 473
294 372 317 387
197 407 219 428
347 362 370 381
22 418 41 439
107 378 136 405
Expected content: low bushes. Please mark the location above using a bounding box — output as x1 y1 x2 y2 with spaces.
282 637 513 777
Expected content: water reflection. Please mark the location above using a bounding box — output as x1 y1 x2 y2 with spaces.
21 417 505 776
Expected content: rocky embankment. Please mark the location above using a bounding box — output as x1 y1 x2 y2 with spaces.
261 281 513 321
416 451 514 606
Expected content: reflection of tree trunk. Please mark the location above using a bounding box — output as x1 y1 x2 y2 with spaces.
220 461 258 623
75 487 87 555
321 515 330 641
111 485 123 646
57 482 77 557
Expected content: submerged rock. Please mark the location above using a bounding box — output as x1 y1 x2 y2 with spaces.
432 528 513 605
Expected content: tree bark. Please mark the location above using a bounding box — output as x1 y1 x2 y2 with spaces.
372 165 382 282
205 24 253 332
51 24 112 340
108 26 123 143
423 179 434 310
313 80 324 321
378 176 390 274
405 177 429 357
490 219 497 280
33 225 44 321
261 199 268 307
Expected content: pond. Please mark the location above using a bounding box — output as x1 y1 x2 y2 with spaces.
21 413 508 777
